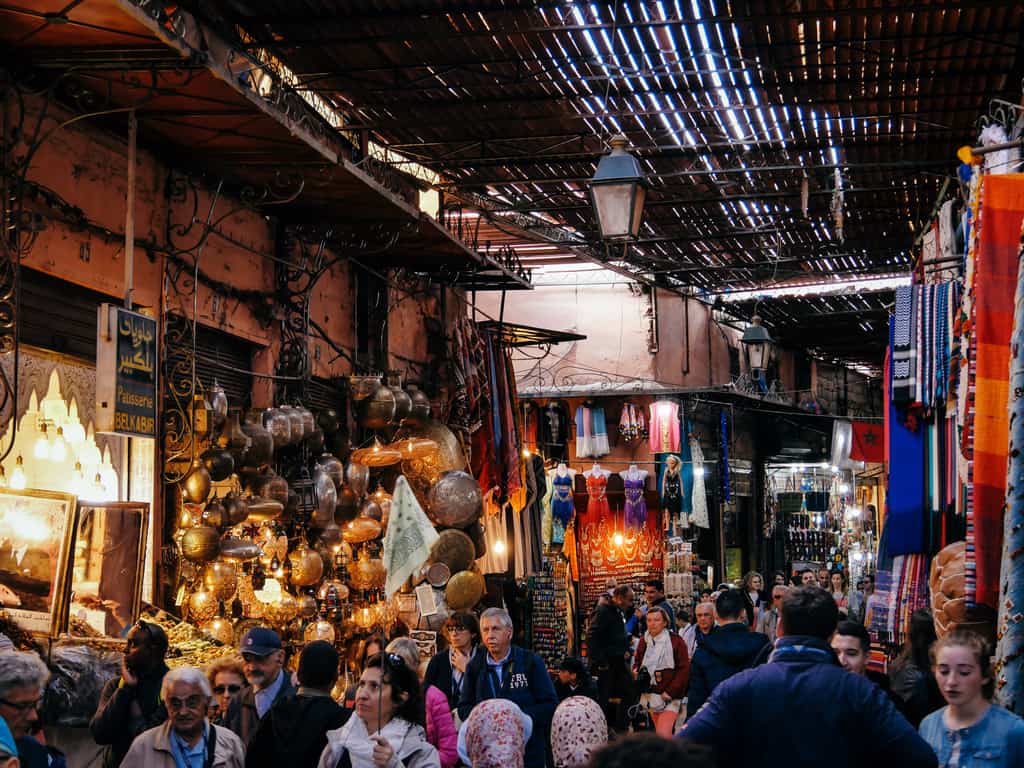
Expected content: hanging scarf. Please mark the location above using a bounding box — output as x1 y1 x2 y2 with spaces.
892 285 915 404
383 476 439 597
690 436 710 529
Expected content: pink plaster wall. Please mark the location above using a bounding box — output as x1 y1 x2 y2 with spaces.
15 94 448 394
475 281 741 390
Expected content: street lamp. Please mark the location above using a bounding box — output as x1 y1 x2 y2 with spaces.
588 134 647 241
741 315 774 380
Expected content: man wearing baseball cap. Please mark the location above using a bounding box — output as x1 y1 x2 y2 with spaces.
224 627 294 749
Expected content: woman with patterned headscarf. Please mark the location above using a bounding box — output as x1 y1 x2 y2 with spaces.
457 699 531 768
551 696 608 768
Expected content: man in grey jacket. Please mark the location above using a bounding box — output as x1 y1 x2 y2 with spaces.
224 628 295 749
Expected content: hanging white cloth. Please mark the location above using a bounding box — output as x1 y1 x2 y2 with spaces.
383 476 439 597
690 436 710 529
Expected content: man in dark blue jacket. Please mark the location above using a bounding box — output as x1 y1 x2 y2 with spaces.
686 589 770 716
680 587 937 768
458 607 558 768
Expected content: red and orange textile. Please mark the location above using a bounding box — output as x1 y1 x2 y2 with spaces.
965 175 1024 609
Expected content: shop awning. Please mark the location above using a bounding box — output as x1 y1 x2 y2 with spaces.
475 321 586 348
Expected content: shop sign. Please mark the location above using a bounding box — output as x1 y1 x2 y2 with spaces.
96 304 158 438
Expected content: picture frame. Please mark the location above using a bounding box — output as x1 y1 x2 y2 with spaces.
63 501 150 638
0 488 77 636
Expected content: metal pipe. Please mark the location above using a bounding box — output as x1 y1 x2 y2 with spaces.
125 109 136 309
970 138 1024 156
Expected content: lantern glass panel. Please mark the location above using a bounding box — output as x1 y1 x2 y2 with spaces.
591 182 638 240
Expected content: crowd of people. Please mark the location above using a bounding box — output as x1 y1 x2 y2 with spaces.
1 575 1024 768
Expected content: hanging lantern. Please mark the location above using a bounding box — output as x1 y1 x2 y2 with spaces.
587 134 648 241
304 615 337 643
201 615 234 645
350 439 401 467
203 560 238 602
188 586 218 623
741 315 775 379
289 544 325 586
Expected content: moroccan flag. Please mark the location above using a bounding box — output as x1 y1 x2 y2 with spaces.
383 476 439 597
850 421 884 463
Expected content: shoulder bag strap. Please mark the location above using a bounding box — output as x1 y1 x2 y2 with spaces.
204 724 217 768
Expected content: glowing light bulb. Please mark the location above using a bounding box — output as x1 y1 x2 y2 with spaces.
63 402 85 445
91 473 107 501
613 532 624 547
33 423 50 460
494 539 506 555
70 462 85 496
10 456 26 490
50 427 67 462
839 483 850 495
522 448 531 458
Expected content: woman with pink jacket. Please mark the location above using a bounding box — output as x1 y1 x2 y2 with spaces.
388 638 459 768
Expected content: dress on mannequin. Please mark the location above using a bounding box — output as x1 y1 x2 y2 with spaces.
584 464 611 518
620 465 649 529
661 456 684 525
549 464 576 545
540 401 571 461
648 400 681 453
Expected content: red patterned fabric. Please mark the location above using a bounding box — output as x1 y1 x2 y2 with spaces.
970 174 1024 609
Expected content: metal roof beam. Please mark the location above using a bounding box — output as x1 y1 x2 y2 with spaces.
245 15 1013 49
482 185 944 214
321 70 1010 105
405 135 962 169
237 0 985 27
436 159 950 187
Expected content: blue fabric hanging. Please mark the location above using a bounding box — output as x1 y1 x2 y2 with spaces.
887 318 927 556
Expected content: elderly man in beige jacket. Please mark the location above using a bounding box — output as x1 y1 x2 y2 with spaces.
121 666 245 768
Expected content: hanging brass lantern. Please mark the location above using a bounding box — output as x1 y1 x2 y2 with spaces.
297 593 319 619
188 586 218 623
289 544 324 587
304 616 337 643
180 524 221 563
203 560 238 602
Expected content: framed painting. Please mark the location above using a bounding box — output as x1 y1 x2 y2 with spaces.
64 502 149 637
0 488 77 635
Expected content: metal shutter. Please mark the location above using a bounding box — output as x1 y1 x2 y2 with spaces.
163 318 254 408
20 267 113 361
304 376 347 414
